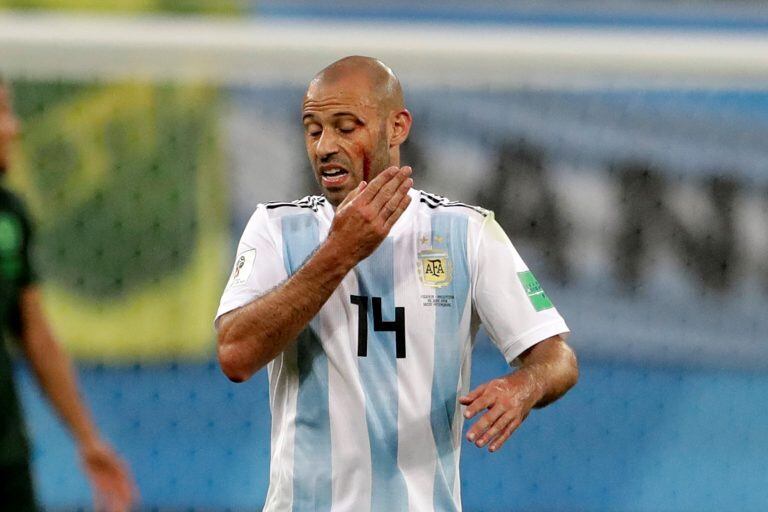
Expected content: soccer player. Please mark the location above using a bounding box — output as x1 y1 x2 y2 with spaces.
0 81 134 511
216 56 578 511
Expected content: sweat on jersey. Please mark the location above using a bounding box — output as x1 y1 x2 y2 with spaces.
215 188 569 512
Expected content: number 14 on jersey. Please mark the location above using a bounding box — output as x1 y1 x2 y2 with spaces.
349 295 406 359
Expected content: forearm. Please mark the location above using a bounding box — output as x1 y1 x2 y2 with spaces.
515 335 578 409
217 239 354 381
20 290 100 447
28 337 99 445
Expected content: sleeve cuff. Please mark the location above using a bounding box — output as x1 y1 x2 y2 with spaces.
214 295 255 328
496 319 570 365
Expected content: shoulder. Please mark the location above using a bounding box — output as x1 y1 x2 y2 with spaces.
240 195 326 239
246 195 327 222
416 190 491 224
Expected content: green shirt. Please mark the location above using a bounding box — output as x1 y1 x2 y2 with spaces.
0 186 36 466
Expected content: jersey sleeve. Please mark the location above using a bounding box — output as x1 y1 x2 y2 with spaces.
471 214 569 364
214 205 287 325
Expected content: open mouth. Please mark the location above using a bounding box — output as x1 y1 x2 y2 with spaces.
320 168 349 187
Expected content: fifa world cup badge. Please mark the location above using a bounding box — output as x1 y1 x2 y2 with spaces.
230 249 256 287
418 249 452 288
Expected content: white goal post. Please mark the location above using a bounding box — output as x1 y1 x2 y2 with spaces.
1 11 767 89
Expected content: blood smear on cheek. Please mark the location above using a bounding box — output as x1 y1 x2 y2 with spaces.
358 143 371 183
363 153 371 182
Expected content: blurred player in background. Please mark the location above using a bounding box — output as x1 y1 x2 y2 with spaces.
0 80 135 511
216 56 578 511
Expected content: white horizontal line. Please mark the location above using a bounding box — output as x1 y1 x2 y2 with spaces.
1 11 767 88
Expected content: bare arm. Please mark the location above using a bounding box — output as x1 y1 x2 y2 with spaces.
513 334 579 409
19 286 135 511
216 235 358 382
217 166 413 382
459 335 578 452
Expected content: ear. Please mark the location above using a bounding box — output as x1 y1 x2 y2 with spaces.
389 109 412 147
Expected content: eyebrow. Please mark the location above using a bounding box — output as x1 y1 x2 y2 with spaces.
331 112 358 118
302 111 362 123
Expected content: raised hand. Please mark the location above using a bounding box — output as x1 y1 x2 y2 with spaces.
327 166 413 265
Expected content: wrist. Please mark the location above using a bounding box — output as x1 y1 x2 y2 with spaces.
317 236 359 276
511 367 546 409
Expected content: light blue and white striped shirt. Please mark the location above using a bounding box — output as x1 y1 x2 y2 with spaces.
216 189 569 512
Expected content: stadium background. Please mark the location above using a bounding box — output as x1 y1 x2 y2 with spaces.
2 0 768 510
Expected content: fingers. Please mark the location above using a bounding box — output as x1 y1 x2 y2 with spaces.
461 377 528 452
358 166 400 202
459 383 487 405
380 176 413 219
466 407 524 452
475 410 517 448
461 375 535 452
466 405 506 444
488 415 524 452
463 392 494 420
382 179 413 228
328 165 412 263
370 166 412 212
338 180 367 209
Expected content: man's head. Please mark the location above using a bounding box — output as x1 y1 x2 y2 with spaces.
302 56 412 206
0 78 20 175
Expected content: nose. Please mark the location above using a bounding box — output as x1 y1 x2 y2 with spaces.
316 129 339 160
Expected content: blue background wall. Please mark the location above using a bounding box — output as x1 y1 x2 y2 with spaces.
17 335 768 511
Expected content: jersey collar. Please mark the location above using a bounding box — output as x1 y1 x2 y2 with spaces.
388 188 419 237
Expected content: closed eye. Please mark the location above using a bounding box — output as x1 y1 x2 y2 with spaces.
337 120 359 134
304 123 322 137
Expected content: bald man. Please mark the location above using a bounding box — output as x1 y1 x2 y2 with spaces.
215 56 578 512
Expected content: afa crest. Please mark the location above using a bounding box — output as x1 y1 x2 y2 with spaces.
418 249 452 288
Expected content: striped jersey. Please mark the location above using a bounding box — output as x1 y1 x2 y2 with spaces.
215 189 569 512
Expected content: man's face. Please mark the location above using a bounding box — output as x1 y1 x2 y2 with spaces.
0 85 20 174
302 76 390 206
